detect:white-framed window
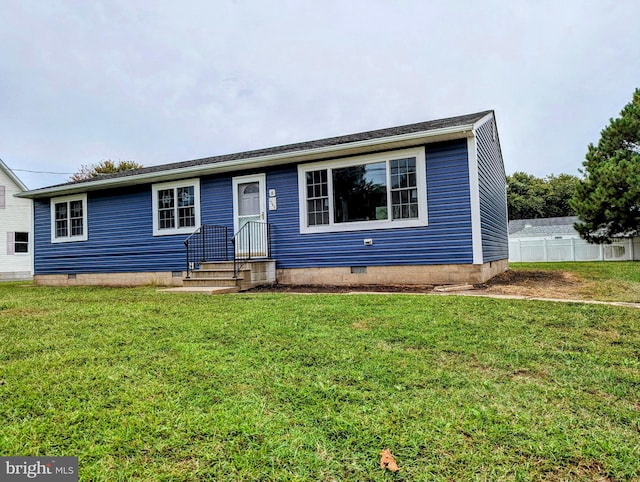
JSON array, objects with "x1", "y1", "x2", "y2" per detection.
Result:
[
  {"x1": 7, "y1": 232, "x2": 29, "y2": 254},
  {"x1": 152, "y1": 179, "x2": 201, "y2": 236},
  {"x1": 14, "y1": 232, "x2": 29, "y2": 253},
  {"x1": 51, "y1": 194, "x2": 88, "y2": 243},
  {"x1": 297, "y1": 147, "x2": 428, "y2": 233}
]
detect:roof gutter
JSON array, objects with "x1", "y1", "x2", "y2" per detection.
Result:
[{"x1": 17, "y1": 123, "x2": 476, "y2": 199}]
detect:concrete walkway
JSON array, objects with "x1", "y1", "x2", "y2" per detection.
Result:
[
  {"x1": 430, "y1": 290, "x2": 640, "y2": 309},
  {"x1": 159, "y1": 286, "x2": 239, "y2": 294},
  {"x1": 158, "y1": 285, "x2": 640, "y2": 309},
  {"x1": 314, "y1": 288, "x2": 640, "y2": 309}
]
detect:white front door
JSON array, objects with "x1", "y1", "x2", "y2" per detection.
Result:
[{"x1": 232, "y1": 174, "x2": 267, "y2": 257}]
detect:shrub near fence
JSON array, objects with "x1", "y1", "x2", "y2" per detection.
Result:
[{"x1": 509, "y1": 237, "x2": 640, "y2": 262}]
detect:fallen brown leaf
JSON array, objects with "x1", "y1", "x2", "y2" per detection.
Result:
[{"x1": 380, "y1": 449, "x2": 399, "y2": 472}]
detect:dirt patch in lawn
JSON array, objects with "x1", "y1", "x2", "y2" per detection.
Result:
[
  {"x1": 476, "y1": 269, "x2": 589, "y2": 300},
  {"x1": 249, "y1": 269, "x2": 591, "y2": 300},
  {"x1": 249, "y1": 283, "x2": 436, "y2": 294}
]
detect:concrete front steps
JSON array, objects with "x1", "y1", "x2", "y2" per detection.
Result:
[{"x1": 171, "y1": 260, "x2": 276, "y2": 293}]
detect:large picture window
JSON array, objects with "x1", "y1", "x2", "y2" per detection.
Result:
[
  {"x1": 50, "y1": 194, "x2": 88, "y2": 243},
  {"x1": 333, "y1": 162, "x2": 387, "y2": 223},
  {"x1": 298, "y1": 148, "x2": 427, "y2": 233},
  {"x1": 152, "y1": 179, "x2": 200, "y2": 236}
]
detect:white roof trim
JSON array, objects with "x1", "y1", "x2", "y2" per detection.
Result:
[
  {"x1": 0, "y1": 158, "x2": 28, "y2": 191},
  {"x1": 18, "y1": 122, "x2": 478, "y2": 199},
  {"x1": 472, "y1": 111, "x2": 506, "y2": 178}
]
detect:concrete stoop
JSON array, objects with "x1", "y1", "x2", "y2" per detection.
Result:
[{"x1": 167, "y1": 260, "x2": 276, "y2": 293}]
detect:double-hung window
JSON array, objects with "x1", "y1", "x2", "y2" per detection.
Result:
[
  {"x1": 152, "y1": 179, "x2": 200, "y2": 235},
  {"x1": 14, "y1": 232, "x2": 29, "y2": 253},
  {"x1": 298, "y1": 147, "x2": 427, "y2": 233},
  {"x1": 7, "y1": 232, "x2": 29, "y2": 254},
  {"x1": 51, "y1": 194, "x2": 88, "y2": 243}
]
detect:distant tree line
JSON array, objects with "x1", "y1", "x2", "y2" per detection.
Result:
[{"x1": 507, "y1": 172, "x2": 579, "y2": 220}]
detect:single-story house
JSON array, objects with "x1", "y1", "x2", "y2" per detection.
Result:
[
  {"x1": 0, "y1": 159, "x2": 33, "y2": 280},
  {"x1": 509, "y1": 216, "x2": 640, "y2": 262},
  {"x1": 18, "y1": 110, "x2": 508, "y2": 288}
]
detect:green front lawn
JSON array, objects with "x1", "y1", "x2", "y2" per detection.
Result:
[
  {"x1": 510, "y1": 261, "x2": 640, "y2": 302},
  {"x1": 511, "y1": 261, "x2": 640, "y2": 283},
  {"x1": 1, "y1": 283, "x2": 639, "y2": 480}
]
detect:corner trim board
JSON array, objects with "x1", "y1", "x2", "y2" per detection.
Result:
[{"x1": 467, "y1": 136, "x2": 483, "y2": 265}]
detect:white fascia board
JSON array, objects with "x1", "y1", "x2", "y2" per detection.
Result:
[
  {"x1": 472, "y1": 112, "x2": 495, "y2": 130},
  {"x1": 17, "y1": 123, "x2": 475, "y2": 199},
  {"x1": 472, "y1": 111, "x2": 506, "y2": 178},
  {"x1": 0, "y1": 159, "x2": 28, "y2": 191}
]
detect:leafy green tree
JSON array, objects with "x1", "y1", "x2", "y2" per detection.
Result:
[
  {"x1": 70, "y1": 160, "x2": 143, "y2": 182},
  {"x1": 545, "y1": 173, "x2": 580, "y2": 218},
  {"x1": 571, "y1": 89, "x2": 640, "y2": 243},
  {"x1": 507, "y1": 172, "x2": 579, "y2": 220},
  {"x1": 507, "y1": 172, "x2": 546, "y2": 220}
]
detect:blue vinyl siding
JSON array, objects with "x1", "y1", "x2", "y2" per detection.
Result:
[
  {"x1": 35, "y1": 186, "x2": 187, "y2": 274},
  {"x1": 34, "y1": 178, "x2": 242, "y2": 275},
  {"x1": 267, "y1": 140, "x2": 473, "y2": 269},
  {"x1": 476, "y1": 118, "x2": 509, "y2": 261},
  {"x1": 200, "y1": 176, "x2": 234, "y2": 230},
  {"x1": 34, "y1": 140, "x2": 475, "y2": 274}
]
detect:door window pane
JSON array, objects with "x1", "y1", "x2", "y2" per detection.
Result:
[{"x1": 238, "y1": 182, "x2": 260, "y2": 216}]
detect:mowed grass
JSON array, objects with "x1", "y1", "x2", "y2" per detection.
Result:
[
  {"x1": 510, "y1": 261, "x2": 640, "y2": 302},
  {"x1": 1, "y1": 281, "x2": 639, "y2": 481}
]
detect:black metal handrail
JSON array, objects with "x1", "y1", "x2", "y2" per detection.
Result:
[
  {"x1": 231, "y1": 221, "x2": 271, "y2": 278},
  {"x1": 184, "y1": 225, "x2": 229, "y2": 278}
]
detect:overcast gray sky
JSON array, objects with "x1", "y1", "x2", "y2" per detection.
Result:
[{"x1": 2, "y1": 0, "x2": 639, "y2": 189}]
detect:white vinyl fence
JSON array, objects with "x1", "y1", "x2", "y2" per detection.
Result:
[{"x1": 509, "y1": 237, "x2": 640, "y2": 262}]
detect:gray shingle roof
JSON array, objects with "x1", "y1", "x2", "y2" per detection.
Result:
[
  {"x1": 509, "y1": 216, "x2": 579, "y2": 236},
  {"x1": 52, "y1": 110, "x2": 493, "y2": 189}
]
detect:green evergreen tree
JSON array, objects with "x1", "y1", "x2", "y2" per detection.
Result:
[{"x1": 571, "y1": 89, "x2": 640, "y2": 243}]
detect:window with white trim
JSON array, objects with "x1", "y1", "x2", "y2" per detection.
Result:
[
  {"x1": 14, "y1": 232, "x2": 29, "y2": 253},
  {"x1": 7, "y1": 232, "x2": 29, "y2": 254},
  {"x1": 51, "y1": 194, "x2": 88, "y2": 243},
  {"x1": 298, "y1": 147, "x2": 427, "y2": 233},
  {"x1": 152, "y1": 179, "x2": 201, "y2": 236}
]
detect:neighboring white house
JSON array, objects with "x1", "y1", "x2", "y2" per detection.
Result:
[
  {"x1": 0, "y1": 159, "x2": 33, "y2": 280},
  {"x1": 509, "y1": 216, "x2": 640, "y2": 262}
]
